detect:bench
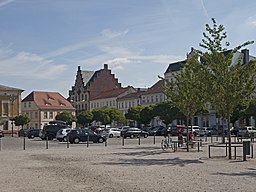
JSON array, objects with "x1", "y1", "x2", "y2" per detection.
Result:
[{"x1": 208, "y1": 142, "x2": 254, "y2": 160}]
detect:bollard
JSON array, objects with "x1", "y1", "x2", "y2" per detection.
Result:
[
  {"x1": 138, "y1": 135, "x2": 141, "y2": 145},
  {"x1": 46, "y1": 135, "x2": 49, "y2": 149},
  {"x1": 197, "y1": 141, "x2": 200, "y2": 152},
  {"x1": 105, "y1": 139, "x2": 107, "y2": 147},
  {"x1": 122, "y1": 136, "x2": 124, "y2": 146},
  {"x1": 153, "y1": 134, "x2": 156, "y2": 144},
  {"x1": 23, "y1": 135, "x2": 26, "y2": 150},
  {"x1": 87, "y1": 135, "x2": 89, "y2": 148},
  {"x1": 0, "y1": 137, "x2": 1, "y2": 151},
  {"x1": 66, "y1": 136, "x2": 69, "y2": 148}
]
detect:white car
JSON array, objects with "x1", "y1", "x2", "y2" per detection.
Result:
[
  {"x1": 56, "y1": 128, "x2": 72, "y2": 142},
  {"x1": 103, "y1": 128, "x2": 121, "y2": 138},
  {"x1": 238, "y1": 126, "x2": 256, "y2": 137}
]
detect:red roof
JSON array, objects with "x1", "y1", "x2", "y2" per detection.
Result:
[
  {"x1": 91, "y1": 87, "x2": 134, "y2": 100},
  {"x1": 143, "y1": 80, "x2": 164, "y2": 95},
  {"x1": 22, "y1": 91, "x2": 75, "y2": 110}
]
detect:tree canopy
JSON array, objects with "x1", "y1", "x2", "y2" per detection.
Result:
[
  {"x1": 14, "y1": 114, "x2": 30, "y2": 128},
  {"x1": 55, "y1": 111, "x2": 76, "y2": 126}
]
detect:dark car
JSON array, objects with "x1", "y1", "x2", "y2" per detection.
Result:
[
  {"x1": 39, "y1": 124, "x2": 68, "y2": 140},
  {"x1": 122, "y1": 127, "x2": 149, "y2": 138},
  {"x1": 27, "y1": 128, "x2": 41, "y2": 139},
  {"x1": 18, "y1": 128, "x2": 30, "y2": 137},
  {"x1": 149, "y1": 126, "x2": 166, "y2": 136},
  {"x1": 67, "y1": 129, "x2": 107, "y2": 144}
]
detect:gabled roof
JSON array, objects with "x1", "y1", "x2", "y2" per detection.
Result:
[
  {"x1": 117, "y1": 89, "x2": 147, "y2": 100},
  {"x1": 22, "y1": 91, "x2": 75, "y2": 110},
  {"x1": 142, "y1": 80, "x2": 164, "y2": 95},
  {"x1": 81, "y1": 71, "x2": 95, "y2": 86},
  {"x1": 0, "y1": 84, "x2": 24, "y2": 92},
  {"x1": 91, "y1": 87, "x2": 135, "y2": 100},
  {"x1": 164, "y1": 60, "x2": 186, "y2": 74}
]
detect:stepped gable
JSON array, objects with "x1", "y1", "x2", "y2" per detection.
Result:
[
  {"x1": 22, "y1": 91, "x2": 75, "y2": 110},
  {"x1": 143, "y1": 80, "x2": 164, "y2": 94},
  {"x1": 70, "y1": 64, "x2": 122, "y2": 98}
]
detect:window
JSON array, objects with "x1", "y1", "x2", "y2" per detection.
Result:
[
  {"x1": 24, "y1": 102, "x2": 27, "y2": 108},
  {"x1": 44, "y1": 112, "x2": 48, "y2": 119},
  {"x1": 28, "y1": 102, "x2": 31, "y2": 108},
  {"x1": 49, "y1": 112, "x2": 53, "y2": 119}
]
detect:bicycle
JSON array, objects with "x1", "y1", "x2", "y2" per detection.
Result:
[{"x1": 161, "y1": 136, "x2": 174, "y2": 151}]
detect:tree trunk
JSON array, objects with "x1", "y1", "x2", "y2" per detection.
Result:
[
  {"x1": 227, "y1": 115, "x2": 232, "y2": 159},
  {"x1": 186, "y1": 116, "x2": 189, "y2": 152}
]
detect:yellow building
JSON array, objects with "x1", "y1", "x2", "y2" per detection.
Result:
[{"x1": 0, "y1": 84, "x2": 24, "y2": 133}]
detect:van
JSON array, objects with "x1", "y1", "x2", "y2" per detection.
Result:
[{"x1": 40, "y1": 124, "x2": 68, "y2": 140}]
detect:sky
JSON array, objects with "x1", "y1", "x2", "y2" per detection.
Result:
[{"x1": 0, "y1": 0, "x2": 256, "y2": 98}]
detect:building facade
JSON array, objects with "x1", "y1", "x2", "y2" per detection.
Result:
[
  {"x1": 22, "y1": 91, "x2": 75, "y2": 128},
  {"x1": 69, "y1": 64, "x2": 122, "y2": 113},
  {"x1": 0, "y1": 84, "x2": 23, "y2": 131}
]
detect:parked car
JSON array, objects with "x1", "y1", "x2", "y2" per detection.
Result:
[
  {"x1": 121, "y1": 127, "x2": 149, "y2": 138},
  {"x1": 27, "y1": 128, "x2": 41, "y2": 139},
  {"x1": 67, "y1": 128, "x2": 107, "y2": 144},
  {"x1": 149, "y1": 126, "x2": 166, "y2": 136},
  {"x1": 205, "y1": 127, "x2": 218, "y2": 136},
  {"x1": 120, "y1": 126, "x2": 131, "y2": 137},
  {"x1": 237, "y1": 126, "x2": 256, "y2": 137},
  {"x1": 182, "y1": 126, "x2": 200, "y2": 136},
  {"x1": 0, "y1": 129, "x2": 4, "y2": 137},
  {"x1": 56, "y1": 128, "x2": 72, "y2": 142},
  {"x1": 39, "y1": 124, "x2": 68, "y2": 140},
  {"x1": 18, "y1": 128, "x2": 30, "y2": 137},
  {"x1": 198, "y1": 127, "x2": 207, "y2": 136},
  {"x1": 103, "y1": 128, "x2": 121, "y2": 138}
]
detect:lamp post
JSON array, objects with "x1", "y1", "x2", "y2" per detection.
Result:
[{"x1": 9, "y1": 94, "x2": 16, "y2": 137}]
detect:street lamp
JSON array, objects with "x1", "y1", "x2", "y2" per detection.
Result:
[{"x1": 9, "y1": 94, "x2": 16, "y2": 137}]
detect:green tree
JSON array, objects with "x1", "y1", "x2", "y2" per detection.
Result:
[
  {"x1": 92, "y1": 107, "x2": 125, "y2": 126},
  {"x1": 153, "y1": 101, "x2": 185, "y2": 126},
  {"x1": 164, "y1": 53, "x2": 208, "y2": 151},
  {"x1": 199, "y1": 18, "x2": 256, "y2": 159},
  {"x1": 76, "y1": 111, "x2": 93, "y2": 127},
  {"x1": 125, "y1": 106, "x2": 143, "y2": 125},
  {"x1": 140, "y1": 106, "x2": 154, "y2": 126},
  {"x1": 55, "y1": 111, "x2": 76, "y2": 126},
  {"x1": 14, "y1": 114, "x2": 30, "y2": 129}
]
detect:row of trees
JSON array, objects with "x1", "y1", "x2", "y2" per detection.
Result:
[{"x1": 164, "y1": 18, "x2": 256, "y2": 157}]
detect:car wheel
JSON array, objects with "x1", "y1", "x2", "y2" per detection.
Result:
[
  {"x1": 130, "y1": 134, "x2": 134, "y2": 139},
  {"x1": 30, "y1": 135, "x2": 35, "y2": 139},
  {"x1": 98, "y1": 137, "x2": 104, "y2": 143},
  {"x1": 109, "y1": 134, "x2": 113, "y2": 138},
  {"x1": 144, "y1": 134, "x2": 148, "y2": 138},
  {"x1": 57, "y1": 138, "x2": 63, "y2": 142},
  {"x1": 74, "y1": 138, "x2": 80, "y2": 144}
]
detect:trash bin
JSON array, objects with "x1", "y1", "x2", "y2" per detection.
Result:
[
  {"x1": 250, "y1": 133, "x2": 255, "y2": 141},
  {"x1": 243, "y1": 141, "x2": 251, "y2": 155}
]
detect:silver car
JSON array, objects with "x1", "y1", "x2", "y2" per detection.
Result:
[{"x1": 56, "y1": 128, "x2": 71, "y2": 142}]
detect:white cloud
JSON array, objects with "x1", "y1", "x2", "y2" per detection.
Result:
[
  {"x1": 0, "y1": 47, "x2": 68, "y2": 79},
  {"x1": 247, "y1": 15, "x2": 256, "y2": 27},
  {"x1": 0, "y1": 0, "x2": 14, "y2": 7},
  {"x1": 101, "y1": 29, "x2": 129, "y2": 38}
]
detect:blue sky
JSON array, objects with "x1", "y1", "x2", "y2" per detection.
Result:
[{"x1": 0, "y1": 0, "x2": 256, "y2": 98}]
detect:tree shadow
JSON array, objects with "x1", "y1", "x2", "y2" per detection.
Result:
[
  {"x1": 213, "y1": 168, "x2": 256, "y2": 177},
  {"x1": 94, "y1": 157, "x2": 203, "y2": 167}
]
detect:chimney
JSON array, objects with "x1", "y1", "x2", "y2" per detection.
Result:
[
  {"x1": 241, "y1": 49, "x2": 249, "y2": 64},
  {"x1": 104, "y1": 64, "x2": 108, "y2": 69},
  {"x1": 78, "y1": 66, "x2": 81, "y2": 71}
]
